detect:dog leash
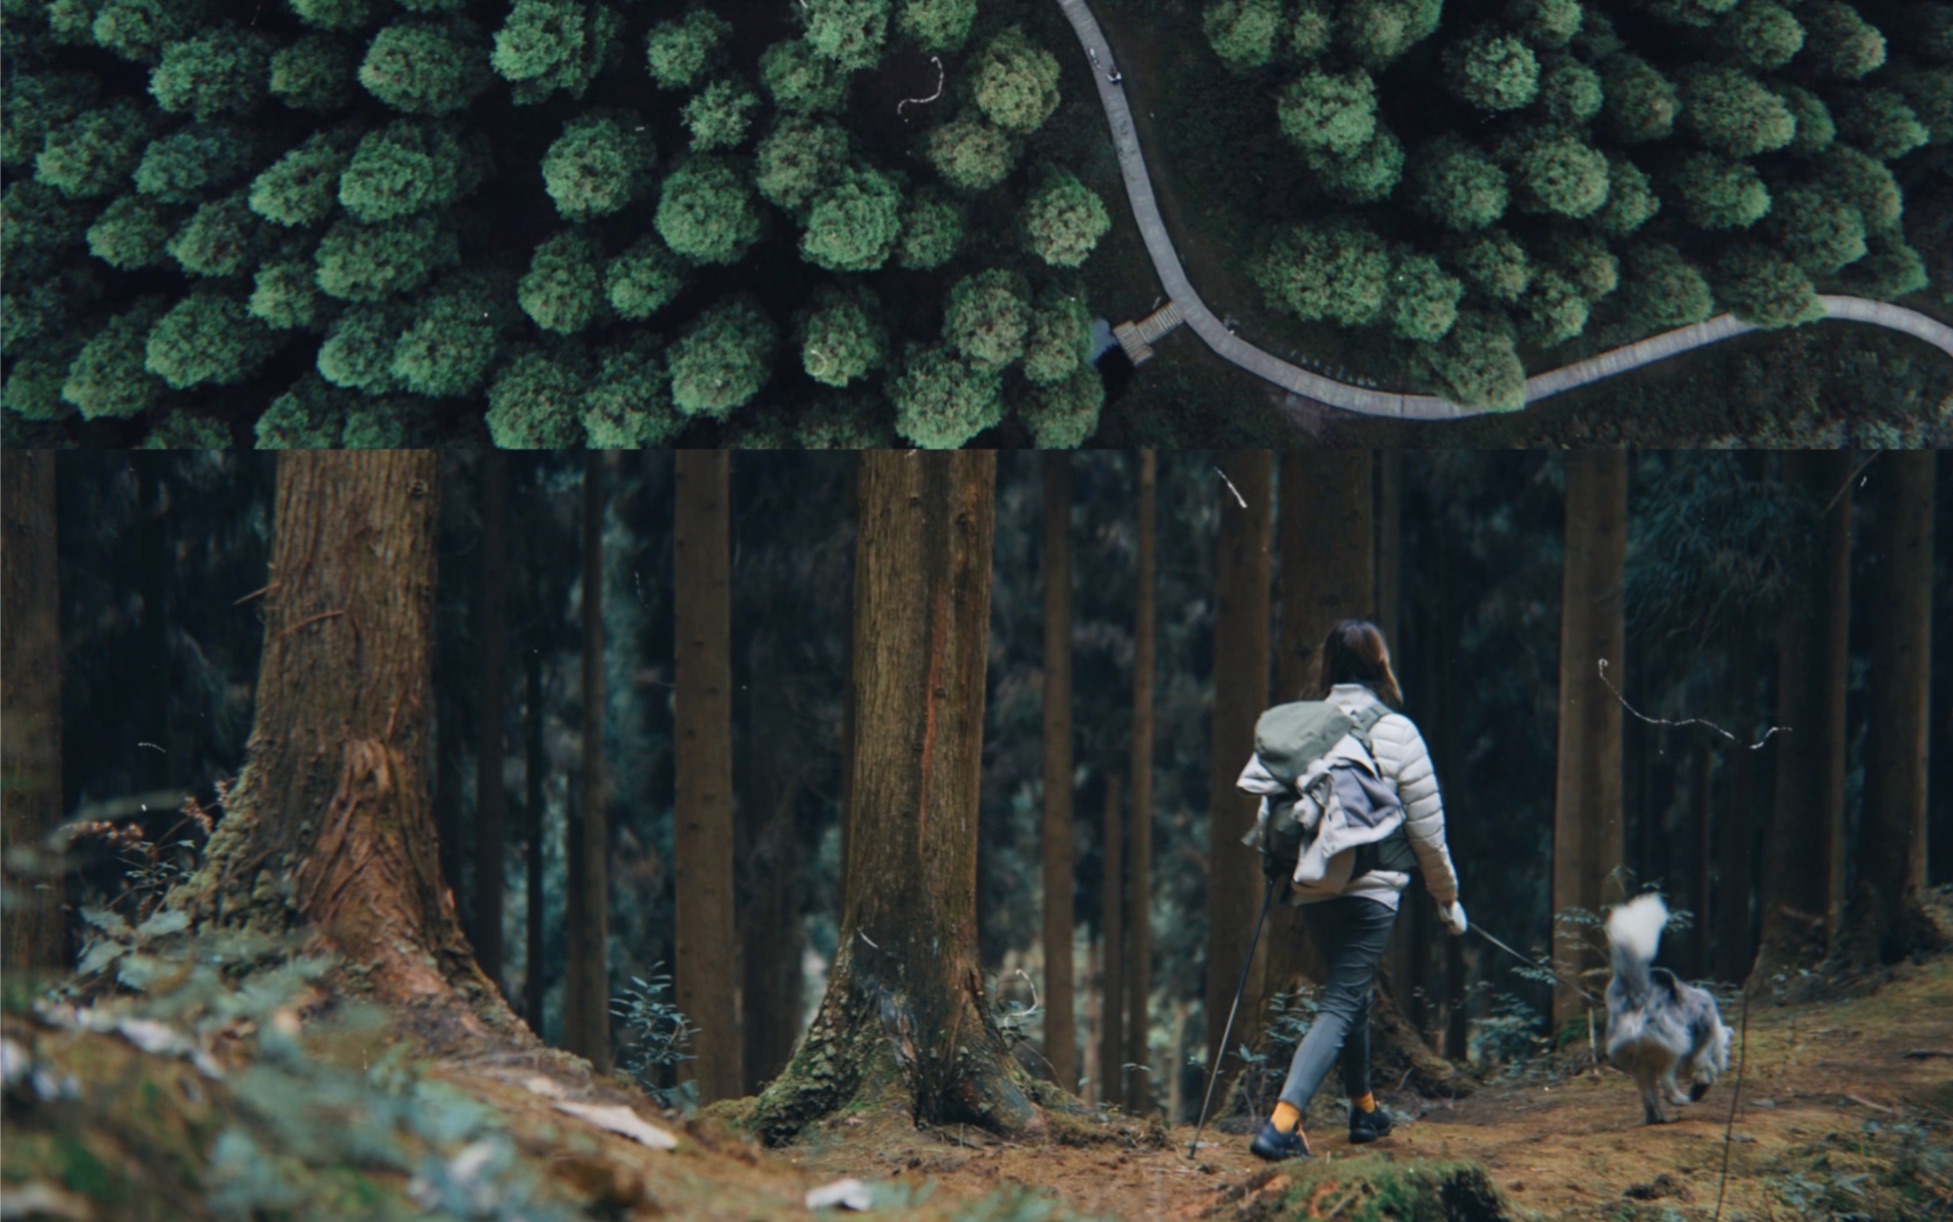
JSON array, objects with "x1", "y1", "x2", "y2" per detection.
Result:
[{"x1": 1472, "y1": 923, "x2": 1605, "y2": 1007}]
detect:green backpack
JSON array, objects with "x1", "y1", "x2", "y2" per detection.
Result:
[{"x1": 1252, "y1": 700, "x2": 1415, "y2": 882}]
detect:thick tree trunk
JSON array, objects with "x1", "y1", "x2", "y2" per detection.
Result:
[
  {"x1": 474, "y1": 453, "x2": 510, "y2": 994},
  {"x1": 170, "y1": 453, "x2": 515, "y2": 1040},
  {"x1": 2, "y1": 450, "x2": 65, "y2": 975},
  {"x1": 675, "y1": 451, "x2": 741, "y2": 1104},
  {"x1": 1042, "y1": 454, "x2": 1077, "y2": 1091},
  {"x1": 563, "y1": 455, "x2": 611, "y2": 1069},
  {"x1": 751, "y1": 452, "x2": 1034, "y2": 1145},
  {"x1": 1551, "y1": 452, "x2": 1627, "y2": 1031},
  {"x1": 1819, "y1": 454, "x2": 1854, "y2": 941},
  {"x1": 1266, "y1": 453, "x2": 1374, "y2": 1014},
  {"x1": 1098, "y1": 775, "x2": 1124, "y2": 1108},
  {"x1": 1206, "y1": 451, "x2": 1273, "y2": 1078},
  {"x1": 1124, "y1": 450, "x2": 1157, "y2": 1116},
  {"x1": 1751, "y1": 453, "x2": 1838, "y2": 983},
  {"x1": 1845, "y1": 452, "x2": 1936, "y2": 965},
  {"x1": 739, "y1": 723, "x2": 803, "y2": 1093},
  {"x1": 524, "y1": 647, "x2": 547, "y2": 1031}
]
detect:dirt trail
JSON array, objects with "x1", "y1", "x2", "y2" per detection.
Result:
[{"x1": 786, "y1": 955, "x2": 1953, "y2": 1219}]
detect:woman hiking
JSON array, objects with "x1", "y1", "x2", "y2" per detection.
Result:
[{"x1": 1236, "y1": 619, "x2": 1468, "y2": 1161}]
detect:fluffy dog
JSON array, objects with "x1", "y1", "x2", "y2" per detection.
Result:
[{"x1": 1604, "y1": 895, "x2": 1733, "y2": 1125}]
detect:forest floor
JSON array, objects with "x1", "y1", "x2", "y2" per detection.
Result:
[{"x1": 5, "y1": 947, "x2": 1950, "y2": 1220}]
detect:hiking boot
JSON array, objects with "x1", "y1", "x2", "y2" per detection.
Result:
[
  {"x1": 1249, "y1": 1120, "x2": 1312, "y2": 1161},
  {"x1": 1348, "y1": 1105, "x2": 1394, "y2": 1144}
]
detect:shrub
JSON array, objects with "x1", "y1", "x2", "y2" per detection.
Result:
[
  {"x1": 889, "y1": 342, "x2": 1003, "y2": 447},
  {"x1": 1444, "y1": 30, "x2": 1538, "y2": 112},
  {"x1": 150, "y1": 27, "x2": 274, "y2": 119},
  {"x1": 973, "y1": 27, "x2": 1061, "y2": 134},
  {"x1": 801, "y1": 165, "x2": 904, "y2": 273},
  {"x1": 520, "y1": 228, "x2": 609, "y2": 334},
  {"x1": 943, "y1": 268, "x2": 1031, "y2": 369},
  {"x1": 646, "y1": 9, "x2": 730, "y2": 89},
  {"x1": 1021, "y1": 364, "x2": 1103, "y2": 447},
  {"x1": 925, "y1": 117, "x2": 1015, "y2": 191},
  {"x1": 605, "y1": 235, "x2": 687, "y2": 319},
  {"x1": 668, "y1": 297, "x2": 776, "y2": 417},
  {"x1": 542, "y1": 112, "x2": 655, "y2": 220},
  {"x1": 684, "y1": 78, "x2": 761, "y2": 152},
  {"x1": 358, "y1": 19, "x2": 493, "y2": 115},
  {"x1": 656, "y1": 155, "x2": 763, "y2": 264},
  {"x1": 1407, "y1": 137, "x2": 1507, "y2": 230},
  {"x1": 1020, "y1": 170, "x2": 1110, "y2": 267},
  {"x1": 1278, "y1": 68, "x2": 1376, "y2": 155},
  {"x1": 144, "y1": 290, "x2": 283, "y2": 387},
  {"x1": 800, "y1": 286, "x2": 885, "y2": 387}
]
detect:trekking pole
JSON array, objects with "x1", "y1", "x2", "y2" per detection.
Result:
[{"x1": 1188, "y1": 879, "x2": 1279, "y2": 1160}]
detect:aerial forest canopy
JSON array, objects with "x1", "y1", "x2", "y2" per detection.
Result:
[
  {"x1": 1202, "y1": 0, "x2": 1952, "y2": 408},
  {"x1": 1, "y1": 0, "x2": 1112, "y2": 447}
]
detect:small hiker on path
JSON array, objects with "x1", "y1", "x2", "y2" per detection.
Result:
[{"x1": 1236, "y1": 620, "x2": 1469, "y2": 1160}]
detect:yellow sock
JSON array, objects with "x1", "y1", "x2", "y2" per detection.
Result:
[
  {"x1": 1272, "y1": 1101, "x2": 1303, "y2": 1134},
  {"x1": 1352, "y1": 1092, "x2": 1377, "y2": 1114}
]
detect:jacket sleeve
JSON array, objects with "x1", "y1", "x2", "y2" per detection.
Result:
[{"x1": 1370, "y1": 712, "x2": 1461, "y2": 905}]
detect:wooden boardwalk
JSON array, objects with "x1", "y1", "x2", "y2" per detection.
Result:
[{"x1": 1058, "y1": 0, "x2": 1953, "y2": 421}]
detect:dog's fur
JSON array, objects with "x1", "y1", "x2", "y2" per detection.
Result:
[{"x1": 1604, "y1": 895, "x2": 1733, "y2": 1125}]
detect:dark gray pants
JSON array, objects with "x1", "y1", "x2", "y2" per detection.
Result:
[{"x1": 1276, "y1": 895, "x2": 1398, "y2": 1111}]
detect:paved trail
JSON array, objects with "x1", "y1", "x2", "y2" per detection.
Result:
[{"x1": 1056, "y1": 0, "x2": 1953, "y2": 421}]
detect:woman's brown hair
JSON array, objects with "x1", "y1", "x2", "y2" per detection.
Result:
[{"x1": 1312, "y1": 619, "x2": 1403, "y2": 707}]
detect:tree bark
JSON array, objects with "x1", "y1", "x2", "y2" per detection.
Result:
[
  {"x1": 1751, "y1": 452, "x2": 1838, "y2": 983},
  {"x1": 1098, "y1": 774, "x2": 1124, "y2": 1109},
  {"x1": 751, "y1": 452, "x2": 1033, "y2": 1145},
  {"x1": 524, "y1": 646, "x2": 547, "y2": 1031},
  {"x1": 1042, "y1": 454, "x2": 1077, "y2": 1091},
  {"x1": 1124, "y1": 450, "x2": 1157, "y2": 1116},
  {"x1": 2, "y1": 450, "x2": 65, "y2": 975},
  {"x1": 136, "y1": 459, "x2": 170, "y2": 794},
  {"x1": 675, "y1": 451, "x2": 741, "y2": 1104},
  {"x1": 1207, "y1": 451, "x2": 1273, "y2": 1079},
  {"x1": 474, "y1": 453, "x2": 510, "y2": 995},
  {"x1": 1845, "y1": 451, "x2": 1936, "y2": 965},
  {"x1": 1267, "y1": 453, "x2": 1376, "y2": 1013},
  {"x1": 1712, "y1": 634, "x2": 1759, "y2": 981},
  {"x1": 1551, "y1": 452, "x2": 1627, "y2": 1031},
  {"x1": 170, "y1": 453, "x2": 516, "y2": 1040},
  {"x1": 563, "y1": 455, "x2": 611, "y2": 1069},
  {"x1": 1818, "y1": 454, "x2": 1853, "y2": 941}
]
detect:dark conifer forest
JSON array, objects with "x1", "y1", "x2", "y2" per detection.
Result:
[{"x1": 2, "y1": 448, "x2": 1952, "y2": 1219}]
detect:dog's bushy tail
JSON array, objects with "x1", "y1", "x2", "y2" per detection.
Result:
[{"x1": 1607, "y1": 894, "x2": 1668, "y2": 1006}]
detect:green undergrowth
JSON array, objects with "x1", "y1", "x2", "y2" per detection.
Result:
[{"x1": 1243, "y1": 1153, "x2": 1535, "y2": 1222}]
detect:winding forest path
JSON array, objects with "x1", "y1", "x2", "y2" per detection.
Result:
[{"x1": 1056, "y1": 0, "x2": 1953, "y2": 422}]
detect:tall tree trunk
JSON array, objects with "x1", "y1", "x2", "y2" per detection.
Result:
[
  {"x1": 739, "y1": 720, "x2": 803, "y2": 1093},
  {"x1": 1845, "y1": 452, "x2": 1936, "y2": 965},
  {"x1": 1266, "y1": 453, "x2": 1375, "y2": 1012},
  {"x1": 675, "y1": 451, "x2": 741, "y2": 1104},
  {"x1": 1206, "y1": 451, "x2": 1273, "y2": 1079},
  {"x1": 1098, "y1": 775, "x2": 1124, "y2": 1109},
  {"x1": 524, "y1": 647, "x2": 547, "y2": 1032},
  {"x1": 1042, "y1": 454, "x2": 1077, "y2": 1091},
  {"x1": 170, "y1": 454, "x2": 515, "y2": 1039},
  {"x1": 1751, "y1": 452, "x2": 1837, "y2": 983},
  {"x1": 1818, "y1": 453, "x2": 1854, "y2": 941},
  {"x1": 474, "y1": 454, "x2": 510, "y2": 994},
  {"x1": 1551, "y1": 452, "x2": 1627, "y2": 1031},
  {"x1": 751, "y1": 452, "x2": 1035, "y2": 1145},
  {"x1": 563, "y1": 455, "x2": 611, "y2": 1069},
  {"x1": 2, "y1": 450, "x2": 65, "y2": 975},
  {"x1": 136, "y1": 459, "x2": 170, "y2": 794},
  {"x1": 1689, "y1": 744, "x2": 1715, "y2": 979},
  {"x1": 1124, "y1": 450, "x2": 1157, "y2": 1116},
  {"x1": 1712, "y1": 635, "x2": 1759, "y2": 981}
]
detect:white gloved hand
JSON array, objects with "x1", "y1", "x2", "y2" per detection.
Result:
[{"x1": 1438, "y1": 900, "x2": 1469, "y2": 937}]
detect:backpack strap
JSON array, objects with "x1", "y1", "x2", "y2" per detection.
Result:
[{"x1": 1346, "y1": 703, "x2": 1388, "y2": 758}]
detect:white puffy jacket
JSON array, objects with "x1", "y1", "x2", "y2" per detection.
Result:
[{"x1": 1248, "y1": 683, "x2": 1461, "y2": 912}]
